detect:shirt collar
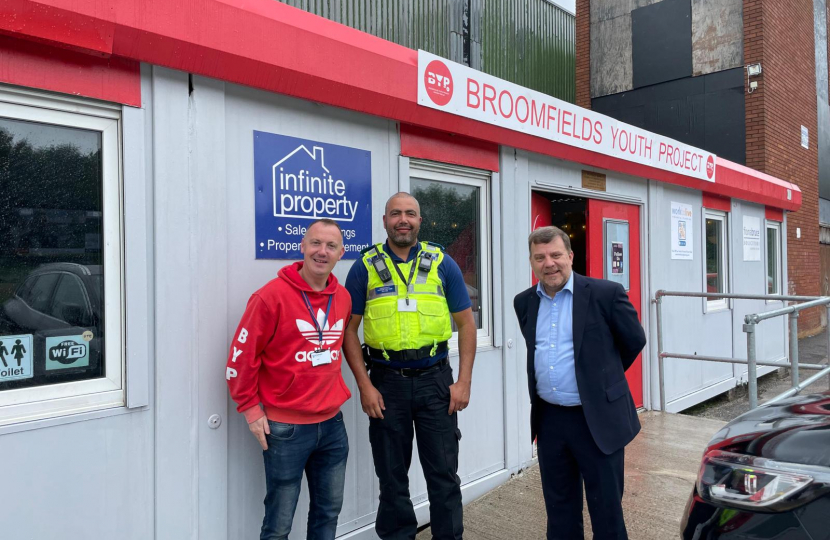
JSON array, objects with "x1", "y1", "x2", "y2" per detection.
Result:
[
  {"x1": 384, "y1": 240, "x2": 420, "y2": 263},
  {"x1": 535, "y1": 271, "x2": 574, "y2": 300}
]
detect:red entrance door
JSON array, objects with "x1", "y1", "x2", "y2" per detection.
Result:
[{"x1": 586, "y1": 200, "x2": 643, "y2": 408}]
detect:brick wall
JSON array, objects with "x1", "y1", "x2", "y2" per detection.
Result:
[
  {"x1": 575, "y1": 0, "x2": 591, "y2": 108},
  {"x1": 743, "y1": 0, "x2": 765, "y2": 172},
  {"x1": 753, "y1": 0, "x2": 822, "y2": 332}
]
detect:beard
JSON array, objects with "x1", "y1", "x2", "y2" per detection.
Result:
[{"x1": 387, "y1": 226, "x2": 418, "y2": 247}]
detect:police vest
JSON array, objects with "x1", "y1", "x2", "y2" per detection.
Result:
[{"x1": 361, "y1": 242, "x2": 453, "y2": 356}]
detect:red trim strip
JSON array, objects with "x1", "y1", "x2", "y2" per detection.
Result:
[
  {"x1": 0, "y1": 0, "x2": 801, "y2": 210},
  {"x1": 765, "y1": 207, "x2": 784, "y2": 222},
  {"x1": 702, "y1": 193, "x2": 731, "y2": 213},
  {"x1": 0, "y1": 34, "x2": 140, "y2": 107},
  {"x1": 400, "y1": 124, "x2": 499, "y2": 172}
]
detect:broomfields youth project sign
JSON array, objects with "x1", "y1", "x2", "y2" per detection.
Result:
[
  {"x1": 254, "y1": 132, "x2": 372, "y2": 259},
  {"x1": 417, "y1": 50, "x2": 716, "y2": 183}
]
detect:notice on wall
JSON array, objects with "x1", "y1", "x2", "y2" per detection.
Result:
[
  {"x1": 417, "y1": 50, "x2": 717, "y2": 183},
  {"x1": 581, "y1": 170, "x2": 607, "y2": 191},
  {"x1": 254, "y1": 131, "x2": 372, "y2": 260},
  {"x1": 742, "y1": 215, "x2": 761, "y2": 261},
  {"x1": 670, "y1": 202, "x2": 693, "y2": 260},
  {"x1": 0, "y1": 334, "x2": 33, "y2": 382},
  {"x1": 801, "y1": 126, "x2": 809, "y2": 149}
]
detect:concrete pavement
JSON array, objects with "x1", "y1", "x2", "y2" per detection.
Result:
[{"x1": 416, "y1": 411, "x2": 725, "y2": 540}]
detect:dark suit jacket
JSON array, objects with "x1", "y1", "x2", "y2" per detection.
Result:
[{"x1": 513, "y1": 272, "x2": 646, "y2": 455}]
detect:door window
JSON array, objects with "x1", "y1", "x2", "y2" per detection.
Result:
[
  {"x1": 766, "y1": 222, "x2": 782, "y2": 295},
  {"x1": 704, "y1": 211, "x2": 729, "y2": 310},
  {"x1": 409, "y1": 160, "x2": 491, "y2": 345}
]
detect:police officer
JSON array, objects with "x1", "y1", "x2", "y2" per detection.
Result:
[{"x1": 344, "y1": 192, "x2": 476, "y2": 540}]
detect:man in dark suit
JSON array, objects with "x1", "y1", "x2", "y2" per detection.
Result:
[{"x1": 513, "y1": 226, "x2": 646, "y2": 540}]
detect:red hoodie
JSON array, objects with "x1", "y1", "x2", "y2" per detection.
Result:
[{"x1": 225, "y1": 262, "x2": 352, "y2": 424}]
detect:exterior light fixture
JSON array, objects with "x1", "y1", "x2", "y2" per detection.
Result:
[{"x1": 747, "y1": 63, "x2": 762, "y2": 77}]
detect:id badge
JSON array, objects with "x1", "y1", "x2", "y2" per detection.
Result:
[
  {"x1": 398, "y1": 298, "x2": 417, "y2": 312},
  {"x1": 310, "y1": 350, "x2": 332, "y2": 367}
]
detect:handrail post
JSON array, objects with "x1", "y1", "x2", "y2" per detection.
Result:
[
  {"x1": 789, "y1": 311, "x2": 800, "y2": 388},
  {"x1": 826, "y1": 306, "x2": 830, "y2": 391},
  {"x1": 656, "y1": 294, "x2": 666, "y2": 412},
  {"x1": 744, "y1": 321, "x2": 758, "y2": 409}
]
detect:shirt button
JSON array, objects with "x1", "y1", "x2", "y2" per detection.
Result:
[
  {"x1": 550, "y1": 344, "x2": 555, "y2": 348},
  {"x1": 552, "y1": 323, "x2": 556, "y2": 327},
  {"x1": 553, "y1": 387, "x2": 557, "y2": 391},
  {"x1": 549, "y1": 366, "x2": 554, "y2": 370}
]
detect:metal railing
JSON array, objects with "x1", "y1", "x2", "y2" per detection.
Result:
[{"x1": 655, "y1": 291, "x2": 830, "y2": 412}]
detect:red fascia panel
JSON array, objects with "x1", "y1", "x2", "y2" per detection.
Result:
[
  {"x1": 400, "y1": 124, "x2": 499, "y2": 172},
  {"x1": 0, "y1": 34, "x2": 140, "y2": 107},
  {"x1": 0, "y1": 1, "x2": 114, "y2": 56},
  {"x1": 766, "y1": 207, "x2": 784, "y2": 222},
  {"x1": 702, "y1": 193, "x2": 731, "y2": 213},
  {"x1": 0, "y1": 0, "x2": 801, "y2": 211}
]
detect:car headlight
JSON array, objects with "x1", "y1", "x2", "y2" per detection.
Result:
[{"x1": 696, "y1": 450, "x2": 830, "y2": 512}]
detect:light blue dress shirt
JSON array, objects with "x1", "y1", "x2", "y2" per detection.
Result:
[{"x1": 534, "y1": 272, "x2": 581, "y2": 406}]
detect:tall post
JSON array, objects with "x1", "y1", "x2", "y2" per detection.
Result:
[
  {"x1": 826, "y1": 306, "x2": 830, "y2": 391},
  {"x1": 744, "y1": 321, "x2": 758, "y2": 409},
  {"x1": 789, "y1": 311, "x2": 800, "y2": 388},
  {"x1": 656, "y1": 295, "x2": 666, "y2": 412}
]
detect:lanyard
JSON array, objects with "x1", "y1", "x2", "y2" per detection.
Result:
[
  {"x1": 301, "y1": 292, "x2": 333, "y2": 351},
  {"x1": 392, "y1": 252, "x2": 419, "y2": 303}
]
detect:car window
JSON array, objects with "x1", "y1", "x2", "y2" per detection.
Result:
[
  {"x1": 16, "y1": 276, "x2": 37, "y2": 302},
  {"x1": 27, "y1": 273, "x2": 60, "y2": 312},
  {"x1": 50, "y1": 274, "x2": 91, "y2": 324}
]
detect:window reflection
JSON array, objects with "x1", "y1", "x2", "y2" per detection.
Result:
[
  {"x1": 0, "y1": 118, "x2": 104, "y2": 391},
  {"x1": 411, "y1": 178, "x2": 483, "y2": 330},
  {"x1": 767, "y1": 226, "x2": 779, "y2": 295},
  {"x1": 706, "y1": 218, "x2": 723, "y2": 293}
]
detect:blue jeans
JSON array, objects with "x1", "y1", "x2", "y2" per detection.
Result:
[{"x1": 261, "y1": 410, "x2": 349, "y2": 540}]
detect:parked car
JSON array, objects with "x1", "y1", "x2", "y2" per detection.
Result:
[
  {"x1": 0, "y1": 263, "x2": 102, "y2": 334},
  {"x1": 681, "y1": 391, "x2": 830, "y2": 539}
]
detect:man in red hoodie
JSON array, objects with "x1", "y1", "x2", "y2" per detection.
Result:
[{"x1": 226, "y1": 218, "x2": 353, "y2": 540}]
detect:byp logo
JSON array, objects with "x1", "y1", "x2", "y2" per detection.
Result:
[
  {"x1": 424, "y1": 60, "x2": 453, "y2": 106},
  {"x1": 294, "y1": 309, "x2": 344, "y2": 362},
  {"x1": 706, "y1": 155, "x2": 715, "y2": 180}
]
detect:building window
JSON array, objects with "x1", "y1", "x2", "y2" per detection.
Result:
[
  {"x1": 766, "y1": 222, "x2": 782, "y2": 295},
  {"x1": 704, "y1": 211, "x2": 729, "y2": 310},
  {"x1": 409, "y1": 161, "x2": 491, "y2": 345},
  {"x1": 0, "y1": 88, "x2": 123, "y2": 425}
]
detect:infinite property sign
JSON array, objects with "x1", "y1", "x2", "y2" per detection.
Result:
[
  {"x1": 254, "y1": 131, "x2": 372, "y2": 259},
  {"x1": 417, "y1": 50, "x2": 716, "y2": 183}
]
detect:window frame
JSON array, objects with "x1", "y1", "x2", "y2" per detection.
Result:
[
  {"x1": 703, "y1": 210, "x2": 730, "y2": 312},
  {"x1": 766, "y1": 220, "x2": 783, "y2": 300},
  {"x1": 0, "y1": 88, "x2": 125, "y2": 426},
  {"x1": 407, "y1": 160, "x2": 493, "y2": 348}
]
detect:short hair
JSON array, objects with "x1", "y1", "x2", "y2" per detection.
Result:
[
  {"x1": 384, "y1": 192, "x2": 420, "y2": 215},
  {"x1": 305, "y1": 218, "x2": 342, "y2": 238},
  {"x1": 527, "y1": 226, "x2": 572, "y2": 254}
]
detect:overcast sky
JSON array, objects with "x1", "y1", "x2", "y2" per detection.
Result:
[{"x1": 548, "y1": 0, "x2": 575, "y2": 14}]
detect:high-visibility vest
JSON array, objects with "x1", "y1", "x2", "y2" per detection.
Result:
[{"x1": 361, "y1": 242, "x2": 453, "y2": 356}]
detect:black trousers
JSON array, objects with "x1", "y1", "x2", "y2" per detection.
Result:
[
  {"x1": 537, "y1": 401, "x2": 627, "y2": 540},
  {"x1": 368, "y1": 363, "x2": 463, "y2": 540}
]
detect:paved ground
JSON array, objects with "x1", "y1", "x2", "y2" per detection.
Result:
[
  {"x1": 682, "y1": 331, "x2": 830, "y2": 421},
  {"x1": 414, "y1": 331, "x2": 830, "y2": 539},
  {"x1": 416, "y1": 412, "x2": 725, "y2": 540}
]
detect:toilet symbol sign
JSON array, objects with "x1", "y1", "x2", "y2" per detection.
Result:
[{"x1": 0, "y1": 334, "x2": 33, "y2": 382}]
